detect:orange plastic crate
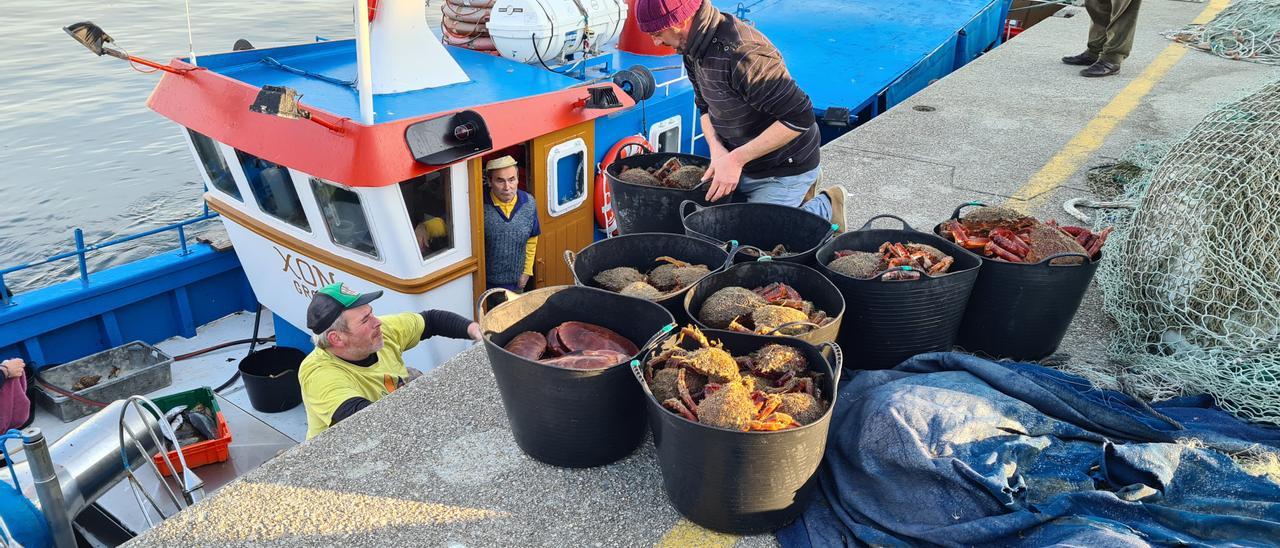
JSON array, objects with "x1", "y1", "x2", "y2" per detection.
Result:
[{"x1": 149, "y1": 387, "x2": 233, "y2": 477}]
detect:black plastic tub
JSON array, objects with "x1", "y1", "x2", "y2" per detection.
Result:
[
  {"x1": 816, "y1": 215, "x2": 982, "y2": 370},
  {"x1": 936, "y1": 203, "x2": 1101, "y2": 361},
  {"x1": 635, "y1": 330, "x2": 842, "y2": 534},
  {"x1": 681, "y1": 201, "x2": 837, "y2": 266},
  {"x1": 477, "y1": 285, "x2": 675, "y2": 468},
  {"x1": 238, "y1": 347, "x2": 305, "y2": 413},
  {"x1": 683, "y1": 261, "x2": 844, "y2": 346},
  {"x1": 606, "y1": 152, "x2": 721, "y2": 235},
  {"x1": 564, "y1": 233, "x2": 733, "y2": 326}
]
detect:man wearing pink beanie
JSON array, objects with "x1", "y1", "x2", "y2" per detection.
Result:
[{"x1": 635, "y1": 0, "x2": 846, "y2": 229}]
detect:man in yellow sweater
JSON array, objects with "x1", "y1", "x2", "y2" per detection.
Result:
[{"x1": 483, "y1": 155, "x2": 540, "y2": 291}]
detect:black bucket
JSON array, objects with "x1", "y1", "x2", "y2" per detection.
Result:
[
  {"x1": 816, "y1": 215, "x2": 982, "y2": 370},
  {"x1": 477, "y1": 285, "x2": 675, "y2": 468},
  {"x1": 683, "y1": 261, "x2": 844, "y2": 346},
  {"x1": 564, "y1": 233, "x2": 734, "y2": 326},
  {"x1": 936, "y1": 203, "x2": 1101, "y2": 361},
  {"x1": 238, "y1": 347, "x2": 305, "y2": 413},
  {"x1": 606, "y1": 152, "x2": 725, "y2": 235},
  {"x1": 634, "y1": 331, "x2": 842, "y2": 534},
  {"x1": 681, "y1": 201, "x2": 837, "y2": 266}
]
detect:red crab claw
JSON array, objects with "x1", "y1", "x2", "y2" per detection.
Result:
[
  {"x1": 677, "y1": 369, "x2": 699, "y2": 415},
  {"x1": 1086, "y1": 226, "x2": 1113, "y2": 257},
  {"x1": 984, "y1": 241, "x2": 1023, "y2": 262},
  {"x1": 989, "y1": 228, "x2": 1030, "y2": 256},
  {"x1": 663, "y1": 398, "x2": 697, "y2": 421}
]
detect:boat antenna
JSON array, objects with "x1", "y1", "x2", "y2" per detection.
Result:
[{"x1": 183, "y1": 0, "x2": 198, "y2": 66}]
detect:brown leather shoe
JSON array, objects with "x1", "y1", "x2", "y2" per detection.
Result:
[
  {"x1": 1081, "y1": 61, "x2": 1120, "y2": 77},
  {"x1": 819, "y1": 185, "x2": 848, "y2": 233},
  {"x1": 1061, "y1": 52, "x2": 1099, "y2": 66}
]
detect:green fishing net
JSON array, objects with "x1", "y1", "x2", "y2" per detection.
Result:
[
  {"x1": 1071, "y1": 80, "x2": 1280, "y2": 424},
  {"x1": 1165, "y1": 0, "x2": 1280, "y2": 65}
]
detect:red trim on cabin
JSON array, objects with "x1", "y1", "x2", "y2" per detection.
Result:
[{"x1": 146, "y1": 58, "x2": 634, "y2": 187}]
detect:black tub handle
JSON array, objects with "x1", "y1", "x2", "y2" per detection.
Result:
[
  {"x1": 761, "y1": 321, "x2": 821, "y2": 336},
  {"x1": 718, "y1": 240, "x2": 742, "y2": 271},
  {"x1": 950, "y1": 201, "x2": 987, "y2": 220},
  {"x1": 871, "y1": 265, "x2": 935, "y2": 281},
  {"x1": 732, "y1": 244, "x2": 765, "y2": 261},
  {"x1": 563, "y1": 250, "x2": 583, "y2": 286},
  {"x1": 629, "y1": 359, "x2": 651, "y2": 392},
  {"x1": 679, "y1": 199, "x2": 703, "y2": 220},
  {"x1": 1034, "y1": 252, "x2": 1093, "y2": 266},
  {"x1": 817, "y1": 223, "x2": 839, "y2": 247},
  {"x1": 818, "y1": 341, "x2": 843, "y2": 386},
  {"x1": 637, "y1": 323, "x2": 678, "y2": 357},
  {"x1": 858, "y1": 214, "x2": 916, "y2": 232},
  {"x1": 475, "y1": 287, "x2": 520, "y2": 331}
]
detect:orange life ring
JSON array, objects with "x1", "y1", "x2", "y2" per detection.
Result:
[{"x1": 595, "y1": 135, "x2": 653, "y2": 236}]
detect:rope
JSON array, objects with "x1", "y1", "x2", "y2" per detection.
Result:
[
  {"x1": 260, "y1": 57, "x2": 356, "y2": 87},
  {"x1": 1, "y1": 429, "x2": 23, "y2": 488}
]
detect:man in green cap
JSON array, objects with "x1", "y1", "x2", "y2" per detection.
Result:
[{"x1": 298, "y1": 282, "x2": 482, "y2": 439}]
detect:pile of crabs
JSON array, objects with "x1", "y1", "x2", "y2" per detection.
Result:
[
  {"x1": 697, "y1": 283, "x2": 834, "y2": 336},
  {"x1": 593, "y1": 257, "x2": 711, "y2": 300},
  {"x1": 827, "y1": 241, "x2": 955, "y2": 281},
  {"x1": 940, "y1": 206, "x2": 1112, "y2": 263},
  {"x1": 616, "y1": 157, "x2": 707, "y2": 190},
  {"x1": 645, "y1": 326, "x2": 828, "y2": 431},
  {"x1": 503, "y1": 321, "x2": 639, "y2": 370}
]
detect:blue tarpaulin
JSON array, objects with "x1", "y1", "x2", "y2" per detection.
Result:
[{"x1": 778, "y1": 352, "x2": 1280, "y2": 547}]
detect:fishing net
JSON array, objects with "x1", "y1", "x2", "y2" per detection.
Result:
[
  {"x1": 1164, "y1": 0, "x2": 1280, "y2": 65},
  {"x1": 1079, "y1": 80, "x2": 1280, "y2": 424}
]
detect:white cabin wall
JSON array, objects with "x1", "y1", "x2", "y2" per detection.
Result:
[{"x1": 181, "y1": 131, "x2": 479, "y2": 368}]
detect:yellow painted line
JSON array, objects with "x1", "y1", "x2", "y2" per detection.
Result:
[
  {"x1": 1005, "y1": 0, "x2": 1231, "y2": 211},
  {"x1": 656, "y1": 519, "x2": 738, "y2": 548}
]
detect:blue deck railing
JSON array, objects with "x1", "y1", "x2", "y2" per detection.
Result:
[{"x1": 0, "y1": 208, "x2": 220, "y2": 306}]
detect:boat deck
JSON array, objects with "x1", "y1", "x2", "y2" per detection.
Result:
[{"x1": 126, "y1": 1, "x2": 1278, "y2": 545}]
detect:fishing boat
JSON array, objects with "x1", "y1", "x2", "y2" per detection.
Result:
[{"x1": 0, "y1": 0, "x2": 1011, "y2": 543}]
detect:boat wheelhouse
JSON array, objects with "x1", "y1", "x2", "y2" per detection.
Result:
[{"x1": 147, "y1": 0, "x2": 702, "y2": 367}]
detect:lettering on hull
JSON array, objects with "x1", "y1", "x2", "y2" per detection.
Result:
[{"x1": 274, "y1": 245, "x2": 339, "y2": 298}]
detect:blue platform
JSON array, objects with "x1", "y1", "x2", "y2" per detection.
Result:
[
  {"x1": 713, "y1": 0, "x2": 1009, "y2": 129},
  {"x1": 202, "y1": 40, "x2": 586, "y2": 124}
]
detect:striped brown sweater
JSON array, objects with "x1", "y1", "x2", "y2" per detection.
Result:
[{"x1": 681, "y1": 1, "x2": 820, "y2": 178}]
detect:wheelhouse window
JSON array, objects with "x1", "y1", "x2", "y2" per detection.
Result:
[
  {"x1": 310, "y1": 178, "x2": 379, "y2": 259},
  {"x1": 547, "y1": 138, "x2": 588, "y2": 216},
  {"x1": 649, "y1": 116, "x2": 681, "y2": 153},
  {"x1": 189, "y1": 130, "x2": 240, "y2": 200},
  {"x1": 234, "y1": 150, "x2": 310, "y2": 231},
  {"x1": 399, "y1": 170, "x2": 455, "y2": 260}
]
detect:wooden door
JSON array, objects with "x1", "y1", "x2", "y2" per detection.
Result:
[{"x1": 529, "y1": 121, "x2": 596, "y2": 287}]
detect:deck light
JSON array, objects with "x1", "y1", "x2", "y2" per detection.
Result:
[
  {"x1": 249, "y1": 85, "x2": 345, "y2": 133},
  {"x1": 63, "y1": 21, "x2": 189, "y2": 75}
]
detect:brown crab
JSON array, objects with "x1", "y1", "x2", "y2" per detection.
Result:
[
  {"x1": 692, "y1": 379, "x2": 798, "y2": 431},
  {"x1": 749, "y1": 344, "x2": 808, "y2": 377},
  {"x1": 650, "y1": 326, "x2": 740, "y2": 383}
]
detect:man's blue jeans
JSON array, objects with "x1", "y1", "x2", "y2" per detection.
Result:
[{"x1": 737, "y1": 166, "x2": 831, "y2": 221}]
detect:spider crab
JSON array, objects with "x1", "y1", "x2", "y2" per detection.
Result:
[
  {"x1": 503, "y1": 321, "x2": 639, "y2": 370},
  {"x1": 645, "y1": 326, "x2": 829, "y2": 431},
  {"x1": 727, "y1": 283, "x2": 831, "y2": 335},
  {"x1": 829, "y1": 241, "x2": 955, "y2": 281},
  {"x1": 941, "y1": 206, "x2": 1112, "y2": 262}
]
